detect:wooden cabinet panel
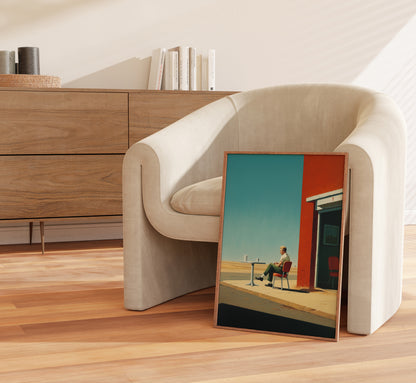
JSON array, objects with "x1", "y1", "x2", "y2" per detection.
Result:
[
  {"x1": 128, "y1": 91, "x2": 235, "y2": 144},
  {"x1": 0, "y1": 91, "x2": 128, "y2": 155},
  {"x1": 0, "y1": 89, "x2": 236, "y2": 227},
  {"x1": 0, "y1": 155, "x2": 123, "y2": 219}
]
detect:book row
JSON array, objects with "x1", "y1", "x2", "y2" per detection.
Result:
[{"x1": 148, "y1": 46, "x2": 215, "y2": 91}]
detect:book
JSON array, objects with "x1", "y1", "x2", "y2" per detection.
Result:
[
  {"x1": 169, "y1": 46, "x2": 189, "y2": 90},
  {"x1": 189, "y1": 47, "x2": 197, "y2": 91},
  {"x1": 208, "y1": 49, "x2": 215, "y2": 91},
  {"x1": 179, "y1": 46, "x2": 189, "y2": 90},
  {"x1": 201, "y1": 55, "x2": 208, "y2": 91},
  {"x1": 163, "y1": 50, "x2": 179, "y2": 90},
  {"x1": 148, "y1": 48, "x2": 166, "y2": 90},
  {"x1": 196, "y1": 54, "x2": 202, "y2": 90}
]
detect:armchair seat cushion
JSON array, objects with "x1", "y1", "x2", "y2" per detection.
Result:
[{"x1": 170, "y1": 176, "x2": 222, "y2": 216}]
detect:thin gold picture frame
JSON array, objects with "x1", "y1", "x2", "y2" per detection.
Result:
[{"x1": 214, "y1": 152, "x2": 349, "y2": 341}]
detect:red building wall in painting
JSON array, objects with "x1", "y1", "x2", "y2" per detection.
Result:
[{"x1": 296, "y1": 155, "x2": 346, "y2": 289}]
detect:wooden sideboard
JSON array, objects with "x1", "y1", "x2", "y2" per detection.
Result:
[{"x1": 0, "y1": 88, "x2": 234, "y2": 250}]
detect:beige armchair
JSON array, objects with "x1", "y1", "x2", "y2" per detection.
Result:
[{"x1": 123, "y1": 84, "x2": 406, "y2": 335}]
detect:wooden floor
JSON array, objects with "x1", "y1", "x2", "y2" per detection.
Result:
[{"x1": 0, "y1": 228, "x2": 415, "y2": 382}]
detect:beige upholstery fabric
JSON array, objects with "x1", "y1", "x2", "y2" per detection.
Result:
[
  {"x1": 123, "y1": 84, "x2": 406, "y2": 335},
  {"x1": 170, "y1": 176, "x2": 222, "y2": 216}
]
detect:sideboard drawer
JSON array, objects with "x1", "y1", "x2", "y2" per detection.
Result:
[
  {"x1": 0, "y1": 91, "x2": 128, "y2": 155},
  {"x1": 128, "y1": 91, "x2": 234, "y2": 144},
  {"x1": 0, "y1": 155, "x2": 123, "y2": 219}
]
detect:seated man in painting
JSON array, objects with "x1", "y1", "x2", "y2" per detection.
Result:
[{"x1": 256, "y1": 246, "x2": 290, "y2": 287}]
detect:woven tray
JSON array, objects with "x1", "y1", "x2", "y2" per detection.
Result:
[{"x1": 0, "y1": 74, "x2": 61, "y2": 88}]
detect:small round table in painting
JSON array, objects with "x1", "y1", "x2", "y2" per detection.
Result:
[{"x1": 244, "y1": 261, "x2": 266, "y2": 286}]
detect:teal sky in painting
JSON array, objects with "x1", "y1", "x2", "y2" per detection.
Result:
[{"x1": 220, "y1": 153, "x2": 304, "y2": 266}]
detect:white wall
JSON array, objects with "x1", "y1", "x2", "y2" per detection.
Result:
[
  {"x1": 352, "y1": 14, "x2": 416, "y2": 224},
  {"x1": 1, "y1": 0, "x2": 415, "y2": 243},
  {"x1": 0, "y1": 0, "x2": 414, "y2": 90}
]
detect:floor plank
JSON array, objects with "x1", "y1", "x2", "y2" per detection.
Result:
[{"x1": 0, "y1": 230, "x2": 415, "y2": 382}]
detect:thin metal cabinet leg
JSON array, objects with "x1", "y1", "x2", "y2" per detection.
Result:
[
  {"x1": 29, "y1": 222, "x2": 33, "y2": 245},
  {"x1": 40, "y1": 221, "x2": 45, "y2": 254}
]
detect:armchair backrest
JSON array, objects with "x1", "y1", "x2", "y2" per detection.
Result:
[{"x1": 228, "y1": 84, "x2": 375, "y2": 153}]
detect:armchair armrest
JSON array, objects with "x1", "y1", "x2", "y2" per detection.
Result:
[
  {"x1": 336, "y1": 93, "x2": 406, "y2": 334},
  {"x1": 123, "y1": 96, "x2": 238, "y2": 242}
]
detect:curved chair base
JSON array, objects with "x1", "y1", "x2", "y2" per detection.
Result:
[{"x1": 124, "y1": 212, "x2": 218, "y2": 311}]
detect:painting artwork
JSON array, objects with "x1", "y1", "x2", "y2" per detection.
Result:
[{"x1": 214, "y1": 152, "x2": 348, "y2": 341}]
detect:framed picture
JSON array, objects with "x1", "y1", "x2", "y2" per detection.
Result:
[{"x1": 214, "y1": 152, "x2": 348, "y2": 341}]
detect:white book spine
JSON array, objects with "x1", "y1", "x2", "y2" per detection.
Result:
[
  {"x1": 162, "y1": 53, "x2": 168, "y2": 90},
  {"x1": 189, "y1": 47, "x2": 197, "y2": 91},
  {"x1": 201, "y1": 55, "x2": 208, "y2": 91},
  {"x1": 172, "y1": 51, "x2": 179, "y2": 90},
  {"x1": 157, "y1": 49, "x2": 166, "y2": 89},
  {"x1": 196, "y1": 54, "x2": 202, "y2": 91},
  {"x1": 162, "y1": 51, "x2": 179, "y2": 91},
  {"x1": 179, "y1": 46, "x2": 189, "y2": 90},
  {"x1": 148, "y1": 48, "x2": 166, "y2": 90},
  {"x1": 208, "y1": 48, "x2": 215, "y2": 91}
]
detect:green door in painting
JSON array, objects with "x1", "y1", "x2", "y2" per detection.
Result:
[
  {"x1": 315, "y1": 209, "x2": 342, "y2": 289},
  {"x1": 306, "y1": 189, "x2": 343, "y2": 290}
]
